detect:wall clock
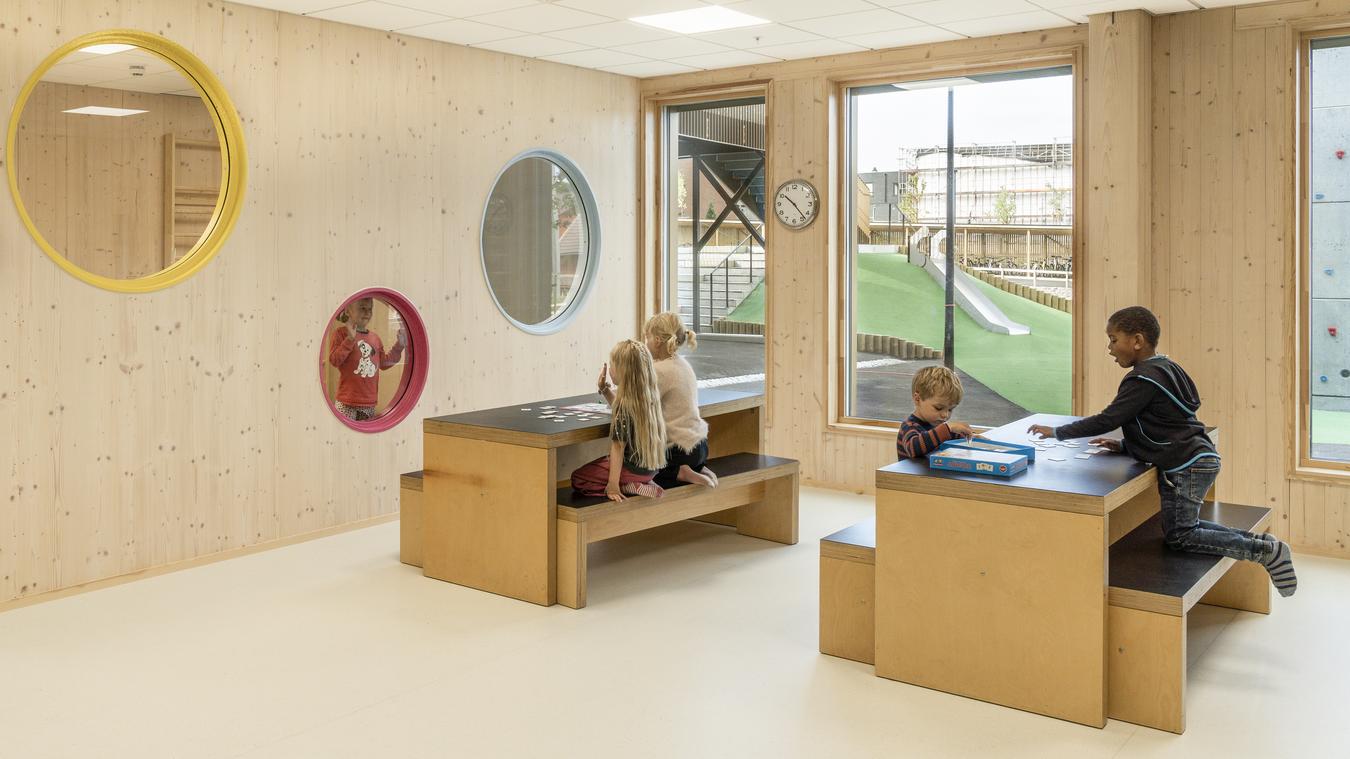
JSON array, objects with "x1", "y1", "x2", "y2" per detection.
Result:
[{"x1": 773, "y1": 179, "x2": 819, "y2": 230}]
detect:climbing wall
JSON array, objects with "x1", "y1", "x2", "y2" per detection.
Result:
[{"x1": 1311, "y1": 41, "x2": 1350, "y2": 412}]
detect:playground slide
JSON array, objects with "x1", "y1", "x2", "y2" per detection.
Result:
[{"x1": 914, "y1": 231, "x2": 1030, "y2": 336}]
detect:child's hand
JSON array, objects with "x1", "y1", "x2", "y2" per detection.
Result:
[
  {"x1": 605, "y1": 483, "x2": 625, "y2": 502},
  {"x1": 1027, "y1": 424, "x2": 1056, "y2": 440},
  {"x1": 1090, "y1": 437, "x2": 1122, "y2": 453},
  {"x1": 947, "y1": 421, "x2": 975, "y2": 438},
  {"x1": 596, "y1": 363, "x2": 611, "y2": 394}
]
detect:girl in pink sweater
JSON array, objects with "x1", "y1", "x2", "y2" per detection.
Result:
[{"x1": 642, "y1": 312, "x2": 718, "y2": 489}]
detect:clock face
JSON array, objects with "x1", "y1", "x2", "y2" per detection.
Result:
[{"x1": 774, "y1": 180, "x2": 818, "y2": 229}]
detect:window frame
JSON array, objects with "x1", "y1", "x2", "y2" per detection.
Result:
[
  {"x1": 832, "y1": 54, "x2": 1084, "y2": 432},
  {"x1": 1296, "y1": 28, "x2": 1350, "y2": 476}
]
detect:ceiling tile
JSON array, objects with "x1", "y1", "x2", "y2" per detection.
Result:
[
  {"x1": 672, "y1": 49, "x2": 781, "y2": 68},
  {"x1": 749, "y1": 38, "x2": 868, "y2": 60},
  {"x1": 788, "y1": 9, "x2": 925, "y2": 38},
  {"x1": 548, "y1": 21, "x2": 675, "y2": 47},
  {"x1": 309, "y1": 1, "x2": 450, "y2": 30},
  {"x1": 401, "y1": 17, "x2": 522, "y2": 43},
  {"x1": 897, "y1": 0, "x2": 1043, "y2": 24},
  {"x1": 841, "y1": 25, "x2": 963, "y2": 49},
  {"x1": 943, "y1": 10, "x2": 1075, "y2": 36},
  {"x1": 694, "y1": 23, "x2": 821, "y2": 49},
  {"x1": 1046, "y1": 0, "x2": 1191, "y2": 23},
  {"x1": 391, "y1": 0, "x2": 539, "y2": 15},
  {"x1": 468, "y1": 4, "x2": 612, "y2": 33},
  {"x1": 557, "y1": 0, "x2": 707, "y2": 18},
  {"x1": 540, "y1": 48, "x2": 652, "y2": 67},
  {"x1": 721, "y1": 0, "x2": 880, "y2": 23},
  {"x1": 600, "y1": 60, "x2": 704, "y2": 77},
  {"x1": 473, "y1": 34, "x2": 592, "y2": 57},
  {"x1": 611, "y1": 36, "x2": 731, "y2": 59},
  {"x1": 225, "y1": 0, "x2": 343, "y2": 14}
]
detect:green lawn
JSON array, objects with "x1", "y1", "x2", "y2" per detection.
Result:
[{"x1": 729, "y1": 253, "x2": 1072, "y2": 413}]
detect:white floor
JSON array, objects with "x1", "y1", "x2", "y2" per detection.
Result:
[{"x1": 2, "y1": 487, "x2": 1347, "y2": 759}]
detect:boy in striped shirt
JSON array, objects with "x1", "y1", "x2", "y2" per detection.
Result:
[{"x1": 897, "y1": 366, "x2": 976, "y2": 460}]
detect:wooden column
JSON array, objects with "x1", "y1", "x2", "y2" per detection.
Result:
[{"x1": 1084, "y1": 10, "x2": 1153, "y2": 412}]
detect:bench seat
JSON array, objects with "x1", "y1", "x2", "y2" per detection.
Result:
[
  {"x1": 819, "y1": 519, "x2": 876, "y2": 664},
  {"x1": 399, "y1": 470, "x2": 424, "y2": 568},
  {"x1": 555, "y1": 452, "x2": 799, "y2": 608},
  {"x1": 1107, "y1": 501, "x2": 1273, "y2": 734}
]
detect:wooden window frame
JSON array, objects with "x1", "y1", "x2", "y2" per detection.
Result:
[
  {"x1": 1295, "y1": 26, "x2": 1350, "y2": 477},
  {"x1": 830, "y1": 51, "x2": 1085, "y2": 432}
]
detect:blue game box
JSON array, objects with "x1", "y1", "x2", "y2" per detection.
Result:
[
  {"x1": 928, "y1": 447, "x2": 1028, "y2": 477},
  {"x1": 937, "y1": 437, "x2": 1037, "y2": 463}
]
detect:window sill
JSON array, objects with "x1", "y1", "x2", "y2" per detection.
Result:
[{"x1": 1289, "y1": 462, "x2": 1350, "y2": 485}]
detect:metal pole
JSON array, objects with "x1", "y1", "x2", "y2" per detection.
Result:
[
  {"x1": 692, "y1": 150, "x2": 701, "y2": 331},
  {"x1": 944, "y1": 87, "x2": 955, "y2": 370}
]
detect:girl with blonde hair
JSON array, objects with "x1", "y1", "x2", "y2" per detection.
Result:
[
  {"x1": 572, "y1": 340, "x2": 667, "y2": 501},
  {"x1": 641, "y1": 311, "x2": 718, "y2": 489}
]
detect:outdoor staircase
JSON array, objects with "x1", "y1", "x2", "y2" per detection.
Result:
[
  {"x1": 706, "y1": 151, "x2": 766, "y2": 218},
  {"x1": 675, "y1": 247, "x2": 763, "y2": 332}
]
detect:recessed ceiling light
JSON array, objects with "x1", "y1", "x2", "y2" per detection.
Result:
[
  {"x1": 79, "y1": 44, "x2": 136, "y2": 55},
  {"x1": 631, "y1": 6, "x2": 769, "y2": 35},
  {"x1": 62, "y1": 106, "x2": 148, "y2": 117}
]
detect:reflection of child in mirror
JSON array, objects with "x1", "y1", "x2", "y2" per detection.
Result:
[{"x1": 329, "y1": 297, "x2": 407, "y2": 422}]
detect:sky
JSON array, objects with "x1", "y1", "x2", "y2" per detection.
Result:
[{"x1": 854, "y1": 74, "x2": 1074, "y2": 173}]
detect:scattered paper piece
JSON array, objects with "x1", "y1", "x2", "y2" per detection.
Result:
[
  {"x1": 1048, "y1": 456, "x2": 1066, "y2": 462},
  {"x1": 1075, "y1": 454, "x2": 1091, "y2": 460}
]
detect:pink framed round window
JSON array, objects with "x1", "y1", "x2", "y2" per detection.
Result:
[{"x1": 319, "y1": 288, "x2": 429, "y2": 432}]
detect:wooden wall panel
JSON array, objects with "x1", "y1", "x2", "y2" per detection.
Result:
[
  {"x1": 0, "y1": 0, "x2": 639, "y2": 606},
  {"x1": 1149, "y1": 3, "x2": 1350, "y2": 557}
]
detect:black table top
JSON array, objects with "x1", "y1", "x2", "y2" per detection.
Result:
[
  {"x1": 877, "y1": 413, "x2": 1155, "y2": 509},
  {"x1": 423, "y1": 388, "x2": 762, "y2": 444}
]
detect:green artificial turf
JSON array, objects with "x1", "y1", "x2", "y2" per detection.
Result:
[{"x1": 728, "y1": 252, "x2": 1072, "y2": 414}]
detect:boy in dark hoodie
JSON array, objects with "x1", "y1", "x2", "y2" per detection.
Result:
[{"x1": 1029, "y1": 306, "x2": 1297, "y2": 597}]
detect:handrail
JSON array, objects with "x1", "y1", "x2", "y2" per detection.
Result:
[{"x1": 695, "y1": 233, "x2": 762, "y2": 331}]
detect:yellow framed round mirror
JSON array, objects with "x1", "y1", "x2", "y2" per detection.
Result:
[{"x1": 5, "y1": 29, "x2": 246, "y2": 292}]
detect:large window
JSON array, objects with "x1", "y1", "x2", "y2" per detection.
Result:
[
  {"x1": 843, "y1": 67, "x2": 1075, "y2": 427},
  {"x1": 663, "y1": 97, "x2": 766, "y2": 393},
  {"x1": 1304, "y1": 35, "x2": 1350, "y2": 466}
]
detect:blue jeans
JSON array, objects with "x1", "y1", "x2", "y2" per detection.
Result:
[{"x1": 1158, "y1": 457, "x2": 1265, "y2": 562}]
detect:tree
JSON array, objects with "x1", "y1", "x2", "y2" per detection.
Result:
[
  {"x1": 705, "y1": 202, "x2": 716, "y2": 220},
  {"x1": 1048, "y1": 186, "x2": 1067, "y2": 224},
  {"x1": 994, "y1": 187, "x2": 1016, "y2": 224},
  {"x1": 677, "y1": 171, "x2": 689, "y2": 217},
  {"x1": 898, "y1": 172, "x2": 925, "y2": 249}
]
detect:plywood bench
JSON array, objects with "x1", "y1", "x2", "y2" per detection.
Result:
[
  {"x1": 399, "y1": 470, "x2": 424, "y2": 568},
  {"x1": 819, "y1": 519, "x2": 875, "y2": 664},
  {"x1": 554, "y1": 452, "x2": 799, "y2": 609},
  {"x1": 1107, "y1": 501, "x2": 1273, "y2": 734}
]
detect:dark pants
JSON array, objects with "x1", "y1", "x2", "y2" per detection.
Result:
[
  {"x1": 1158, "y1": 456, "x2": 1265, "y2": 562},
  {"x1": 654, "y1": 439, "x2": 709, "y2": 489}
]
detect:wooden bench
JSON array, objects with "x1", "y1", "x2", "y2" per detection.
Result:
[
  {"x1": 554, "y1": 452, "x2": 799, "y2": 609},
  {"x1": 819, "y1": 519, "x2": 875, "y2": 665},
  {"x1": 399, "y1": 470, "x2": 424, "y2": 568},
  {"x1": 1107, "y1": 501, "x2": 1272, "y2": 734}
]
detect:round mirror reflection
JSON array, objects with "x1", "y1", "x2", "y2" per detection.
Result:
[
  {"x1": 481, "y1": 151, "x2": 599, "y2": 333},
  {"x1": 11, "y1": 40, "x2": 227, "y2": 281},
  {"x1": 325, "y1": 296, "x2": 414, "y2": 424}
]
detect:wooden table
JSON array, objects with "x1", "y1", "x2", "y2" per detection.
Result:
[
  {"x1": 419, "y1": 388, "x2": 763, "y2": 606},
  {"x1": 873, "y1": 413, "x2": 1158, "y2": 728}
]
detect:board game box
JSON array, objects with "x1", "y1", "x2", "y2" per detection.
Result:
[
  {"x1": 937, "y1": 437, "x2": 1037, "y2": 463},
  {"x1": 927, "y1": 447, "x2": 1028, "y2": 478}
]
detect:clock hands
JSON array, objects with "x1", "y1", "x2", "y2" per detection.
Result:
[{"x1": 785, "y1": 196, "x2": 805, "y2": 217}]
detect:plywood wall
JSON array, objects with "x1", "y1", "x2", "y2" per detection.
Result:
[
  {"x1": 0, "y1": 0, "x2": 639, "y2": 605},
  {"x1": 1153, "y1": 2, "x2": 1350, "y2": 556}
]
